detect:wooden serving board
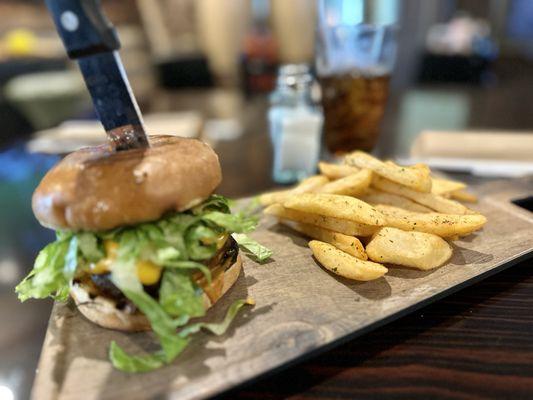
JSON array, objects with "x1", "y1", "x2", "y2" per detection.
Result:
[{"x1": 32, "y1": 178, "x2": 533, "y2": 400}]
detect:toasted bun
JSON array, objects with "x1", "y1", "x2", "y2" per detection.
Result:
[
  {"x1": 70, "y1": 255, "x2": 242, "y2": 332},
  {"x1": 32, "y1": 135, "x2": 222, "y2": 231}
]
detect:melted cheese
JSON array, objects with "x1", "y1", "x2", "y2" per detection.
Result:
[
  {"x1": 90, "y1": 240, "x2": 162, "y2": 285},
  {"x1": 201, "y1": 233, "x2": 229, "y2": 250},
  {"x1": 136, "y1": 260, "x2": 162, "y2": 285}
]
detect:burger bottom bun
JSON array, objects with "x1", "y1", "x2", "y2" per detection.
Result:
[{"x1": 70, "y1": 255, "x2": 242, "y2": 332}]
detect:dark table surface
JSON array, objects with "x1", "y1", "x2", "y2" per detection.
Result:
[{"x1": 0, "y1": 91, "x2": 532, "y2": 400}]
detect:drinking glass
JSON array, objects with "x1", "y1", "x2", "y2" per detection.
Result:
[{"x1": 316, "y1": 0, "x2": 399, "y2": 154}]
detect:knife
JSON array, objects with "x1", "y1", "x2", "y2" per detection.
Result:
[{"x1": 45, "y1": 0, "x2": 149, "y2": 151}]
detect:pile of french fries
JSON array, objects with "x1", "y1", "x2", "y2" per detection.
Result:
[{"x1": 260, "y1": 151, "x2": 487, "y2": 281}]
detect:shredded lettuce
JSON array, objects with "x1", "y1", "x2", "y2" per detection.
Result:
[
  {"x1": 179, "y1": 298, "x2": 252, "y2": 337},
  {"x1": 64, "y1": 236, "x2": 79, "y2": 280},
  {"x1": 239, "y1": 196, "x2": 262, "y2": 218},
  {"x1": 109, "y1": 343, "x2": 166, "y2": 373},
  {"x1": 16, "y1": 195, "x2": 271, "y2": 373},
  {"x1": 109, "y1": 251, "x2": 250, "y2": 373},
  {"x1": 192, "y1": 194, "x2": 231, "y2": 215},
  {"x1": 162, "y1": 260, "x2": 212, "y2": 283},
  {"x1": 202, "y1": 211, "x2": 257, "y2": 233},
  {"x1": 109, "y1": 298, "x2": 251, "y2": 373},
  {"x1": 120, "y1": 288, "x2": 191, "y2": 362},
  {"x1": 185, "y1": 224, "x2": 218, "y2": 260},
  {"x1": 16, "y1": 238, "x2": 72, "y2": 301},
  {"x1": 159, "y1": 270, "x2": 205, "y2": 318},
  {"x1": 233, "y1": 233, "x2": 273, "y2": 263},
  {"x1": 77, "y1": 232, "x2": 104, "y2": 262}
]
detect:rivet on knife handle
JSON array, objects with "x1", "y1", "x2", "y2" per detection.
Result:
[{"x1": 45, "y1": 0, "x2": 149, "y2": 151}]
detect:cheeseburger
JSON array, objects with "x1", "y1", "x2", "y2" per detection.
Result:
[{"x1": 16, "y1": 135, "x2": 269, "y2": 372}]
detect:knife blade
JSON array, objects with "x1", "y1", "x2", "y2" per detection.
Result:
[{"x1": 45, "y1": 0, "x2": 149, "y2": 151}]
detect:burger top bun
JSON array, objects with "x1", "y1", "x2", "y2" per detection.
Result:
[{"x1": 32, "y1": 135, "x2": 222, "y2": 231}]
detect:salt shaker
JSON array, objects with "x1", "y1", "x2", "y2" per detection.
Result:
[{"x1": 268, "y1": 64, "x2": 323, "y2": 184}]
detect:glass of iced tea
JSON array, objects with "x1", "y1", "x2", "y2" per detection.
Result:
[{"x1": 316, "y1": 0, "x2": 398, "y2": 154}]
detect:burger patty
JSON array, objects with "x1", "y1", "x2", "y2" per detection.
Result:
[
  {"x1": 208, "y1": 235, "x2": 239, "y2": 273},
  {"x1": 84, "y1": 235, "x2": 239, "y2": 312}
]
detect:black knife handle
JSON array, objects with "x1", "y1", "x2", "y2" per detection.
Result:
[{"x1": 44, "y1": 0, "x2": 120, "y2": 58}]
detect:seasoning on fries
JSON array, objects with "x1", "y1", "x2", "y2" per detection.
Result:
[
  {"x1": 360, "y1": 188, "x2": 432, "y2": 213},
  {"x1": 261, "y1": 150, "x2": 487, "y2": 282},
  {"x1": 264, "y1": 204, "x2": 378, "y2": 237},
  {"x1": 345, "y1": 151, "x2": 432, "y2": 192},
  {"x1": 372, "y1": 175, "x2": 471, "y2": 215},
  {"x1": 318, "y1": 169, "x2": 372, "y2": 196},
  {"x1": 318, "y1": 162, "x2": 360, "y2": 179},
  {"x1": 280, "y1": 220, "x2": 367, "y2": 260},
  {"x1": 284, "y1": 193, "x2": 386, "y2": 226},
  {"x1": 309, "y1": 240, "x2": 387, "y2": 281},
  {"x1": 366, "y1": 227, "x2": 453, "y2": 270},
  {"x1": 259, "y1": 175, "x2": 328, "y2": 206}
]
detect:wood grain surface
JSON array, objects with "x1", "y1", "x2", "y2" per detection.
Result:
[
  {"x1": 31, "y1": 178, "x2": 533, "y2": 400},
  {"x1": 218, "y1": 263, "x2": 533, "y2": 400}
]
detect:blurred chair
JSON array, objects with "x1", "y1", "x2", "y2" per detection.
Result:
[{"x1": 137, "y1": 0, "x2": 215, "y2": 88}]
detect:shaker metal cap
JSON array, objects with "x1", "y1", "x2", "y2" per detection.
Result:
[{"x1": 277, "y1": 64, "x2": 313, "y2": 88}]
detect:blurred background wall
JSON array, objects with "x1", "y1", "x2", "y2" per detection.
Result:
[{"x1": 1, "y1": 0, "x2": 532, "y2": 139}]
